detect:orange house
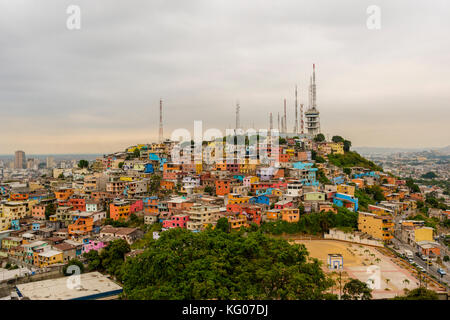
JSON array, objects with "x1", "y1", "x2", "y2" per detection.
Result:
[
  {"x1": 214, "y1": 162, "x2": 227, "y2": 171},
  {"x1": 319, "y1": 203, "x2": 337, "y2": 213},
  {"x1": 279, "y1": 154, "x2": 290, "y2": 163},
  {"x1": 11, "y1": 193, "x2": 29, "y2": 201},
  {"x1": 215, "y1": 179, "x2": 231, "y2": 196},
  {"x1": 351, "y1": 179, "x2": 365, "y2": 188},
  {"x1": 281, "y1": 208, "x2": 300, "y2": 222},
  {"x1": 55, "y1": 188, "x2": 74, "y2": 201},
  {"x1": 161, "y1": 180, "x2": 175, "y2": 190},
  {"x1": 266, "y1": 210, "x2": 279, "y2": 220},
  {"x1": 110, "y1": 201, "x2": 131, "y2": 221},
  {"x1": 68, "y1": 215, "x2": 94, "y2": 235}
]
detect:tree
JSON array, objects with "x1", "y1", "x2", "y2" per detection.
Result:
[
  {"x1": 78, "y1": 160, "x2": 89, "y2": 168},
  {"x1": 341, "y1": 278, "x2": 372, "y2": 300},
  {"x1": 314, "y1": 133, "x2": 325, "y2": 142},
  {"x1": 58, "y1": 173, "x2": 65, "y2": 179},
  {"x1": 279, "y1": 138, "x2": 287, "y2": 145},
  {"x1": 150, "y1": 174, "x2": 162, "y2": 194},
  {"x1": 133, "y1": 148, "x2": 141, "y2": 158},
  {"x1": 215, "y1": 218, "x2": 229, "y2": 233},
  {"x1": 83, "y1": 250, "x2": 102, "y2": 271},
  {"x1": 332, "y1": 136, "x2": 344, "y2": 143},
  {"x1": 406, "y1": 178, "x2": 420, "y2": 193},
  {"x1": 343, "y1": 167, "x2": 351, "y2": 176},
  {"x1": 118, "y1": 162, "x2": 124, "y2": 169},
  {"x1": 393, "y1": 287, "x2": 439, "y2": 300},
  {"x1": 421, "y1": 172, "x2": 437, "y2": 179},
  {"x1": 63, "y1": 259, "x2": 85, "y2": 276},
  {"x1": 204, "y1": 186, "x2": 214, "y2": 195},
  {"x1": 343, "y1": 140, "x2": 352, "y2": 152},
  {"x1": 45, "y1": 203, "x2": 56, "y2": 220}
]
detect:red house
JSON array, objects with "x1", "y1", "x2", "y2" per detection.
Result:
[{"x1": 162, "y1": 214, "x2": 189, "y2": 229}]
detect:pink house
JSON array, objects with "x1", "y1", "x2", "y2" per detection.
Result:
[
  {"x1": 32, "y1": 204, "x2": 46, "y2": 220},
  {"x1": 83, "y1": 239, "x2": 108, "y2": 254},
  {"x1": 162, "y1": 214, "x2": 189, "y2": 229},
  {"x1": 274, "y1": 200, "x2": 293, "y2": 210}
]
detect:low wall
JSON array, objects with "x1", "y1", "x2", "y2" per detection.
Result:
[{"x1": 324, "y1": 229, "x2": 384, "y2": 247}]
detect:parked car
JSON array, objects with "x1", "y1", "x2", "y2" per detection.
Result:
[{"x1": 437, "y1": 268, "x2": 446, "y2": 276}]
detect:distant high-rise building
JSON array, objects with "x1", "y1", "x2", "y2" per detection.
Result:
[
  {"x1": 14, "y1": 150, "x2": 26, "y2": 169},
  {"x1": 46, "y1": 156, "x2": 55, "y2": 169}
]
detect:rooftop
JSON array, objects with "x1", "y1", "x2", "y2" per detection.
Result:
[{"x1": 15, "y1": 272, "x2": 123, "y2": 300}]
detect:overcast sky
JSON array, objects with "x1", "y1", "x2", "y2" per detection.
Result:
[{"x1": 0, "y1": 0, "x2": 449, "y2": 154}]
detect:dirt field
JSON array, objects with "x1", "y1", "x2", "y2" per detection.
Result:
[{"x1": 294, "y1": 239, "x2": 421, "y2": 299}]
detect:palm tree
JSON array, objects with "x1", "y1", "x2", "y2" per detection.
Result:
[
  {"x1": 375, "y1": 258, "x2": 381, "y2": 264},
  {"x1": 385, "y1": 278, "x2": 391, "y2": 288},
  {"x1": 402, "y1": 278, "x2": 410, "y2": 289}
]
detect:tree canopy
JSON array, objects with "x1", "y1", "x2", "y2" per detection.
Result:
[
  {"x1": 121, "y1": 228, "x2": 336, "y2": 300},
  {"x1": 78, "y1": 160, "x2": 89, "y2": 168},
  {"x1": 314, "y1": 133, "x2": 325, "y2": 142},
  {"x1": 332, "y1": 136, "x2": 344, "y2": 143},
  {"x1": 341, "y1": 278, "x2": 372, "y2": 300}
]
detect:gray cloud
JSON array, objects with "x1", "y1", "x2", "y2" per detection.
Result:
[{"x1": 0, "y1": 0, "x2": 449, "y2": 153}]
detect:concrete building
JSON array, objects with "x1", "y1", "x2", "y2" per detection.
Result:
[
  {"x1": 14, "y1": 150, "x2": 26, "y2": 169},
  {"x1": 358, "y1": 211, "x2": 394, "y2": 242},
  {"x1": 15, "y1": 272, "x2": 123, "y2": 300}
]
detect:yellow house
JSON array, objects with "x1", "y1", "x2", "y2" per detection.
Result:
[
  {"x1": 228, "y1": 194, "x2": 250, "y2": 205},
  {"x1": 35, "y1": 250, "x2": 63, "y2": 268},
  {"x1": 336, "y1": 184, "x2": 355, "y2": 196},
  {"x1": 285, "y1": 149, "x2": 295, "y2": 156},
  {"x1": 120, "y1": 176, "x2": 133, "y2": 182},
  {"x1": 271, "y1": 189, "x2": 283, "y2": 197},
  {"x1": 414, "y1": 227, "x2": 434, "y2": 243},
  {"x1": 329, "y1": 142, "x2": 344, "y2": 155},
  {"x1": 358, "y1": 211, "x2": 394, "y2": 242}
]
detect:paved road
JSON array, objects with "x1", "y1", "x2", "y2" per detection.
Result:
[{"x1": 390, "y1": 237, "x2": 449, "y2": 287}]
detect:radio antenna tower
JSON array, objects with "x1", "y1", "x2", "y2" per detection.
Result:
[
  {"x1": 300, "y1": 103, "x2": 304, "y2": 134},
  {"x1": 235, "y1": 101, "x2": 240, "y2": 130},
  {"x1": 269, "y1": 112, "x2": 273, "y2": 131},
  {"x1": 283, "y1": 98, "x2": 287, "y2": 134},
  {"x1": 277, "y1": 112, "x2": 280, "y2": 131},
  {"x1": 159, "y1": 98, "x2": 163, "y2": 143},
  {"x1": 294, "y1": 85, "x2": 298, "y2": 134}
]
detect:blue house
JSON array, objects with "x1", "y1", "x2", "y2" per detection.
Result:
[
  {"x1": 333, "y1": 176, "x2": 345, "y2": 185},
  {"x1": 250, "y1": 195, "x2": 270, "y2": 206},
  {"x1": 148, "y1": 153, "x2": 160, "y2": 161},
  {"x1": 333, "y1": 193, "x2": 358, "y2": 212},
  {"x1": 11, "y1": 219, "x2": 20, "y2": 231},
  {"x1": 144, "y1": 163, "x2": 154, "y2": 174},
  {"x1": 353, "y1": 171, "x2": 379, "y2": 179}
]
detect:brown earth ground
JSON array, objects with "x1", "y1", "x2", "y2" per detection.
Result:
[{"x1": 292, "y1": 239, "x2": 432, "y2": 299}]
